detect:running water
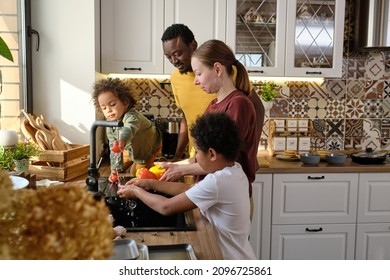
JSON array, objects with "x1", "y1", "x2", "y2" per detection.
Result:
[{"x1": 113, "y1": 127, "x2": 137, "y2": 218}]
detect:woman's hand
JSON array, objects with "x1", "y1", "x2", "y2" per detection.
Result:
[{"x1": 158, "y1": 163, "x2": 183, "y2": 181}]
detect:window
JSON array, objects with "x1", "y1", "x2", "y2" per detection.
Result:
[{"x1": 0, "y1": 0, "x2": 31, "y2": 132}]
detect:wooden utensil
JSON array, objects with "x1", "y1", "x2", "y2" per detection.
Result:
[
  {"x1": 34, "y1": 117, "x2": 55, "y2": 150},
  {"x1": 49, "y1": 124, "x2": 71, "y2": 150},
  {"x1": 35, "y1": 130, "x2": 49, "y2": 150},
  {"x1": 21, "y1": 119, "x2": 38, "y2": 143}
]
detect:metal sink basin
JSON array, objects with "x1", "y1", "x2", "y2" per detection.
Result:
[{"x1": 97, "y1": 176, "x2": 196, "y2": 232}]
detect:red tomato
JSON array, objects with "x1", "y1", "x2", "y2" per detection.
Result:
[
  {"x1": 109, "y1": 173, "x2": 118, "y2": 183},
  {"x1": 111, "y1": 142, "x2": 121, "y2": 153}
]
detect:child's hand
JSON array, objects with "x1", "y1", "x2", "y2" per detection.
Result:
[{"x1": 117, "y1": 184, "x2": 137, "y2": 199}]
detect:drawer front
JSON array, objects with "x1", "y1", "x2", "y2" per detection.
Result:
[
  {"x1": 358, "y1": 173, "x2": 390, "y2": 223},
  {"x1": 356, "y1": 223, "x2": 390, "y2": 260},
  {"x1": 273, "y1": 173, "x2": 358, "y2": 224},
  {"x1": 271, "y1": 224, "x2": 356, "y2": 260}
]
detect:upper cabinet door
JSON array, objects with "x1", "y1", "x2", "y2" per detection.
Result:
[
  {"x1": 226, "y1": 0, "x2": 287, "y2": 77},
  {"x1": 164, "y1": 0, "x2": 227, "y2": 74},
  {"x1": 101, "y1": 0, "x2": 164, "y2": 74},
  {"x1": 284, "y1": 0, "x2": 345, "y2": 77}
]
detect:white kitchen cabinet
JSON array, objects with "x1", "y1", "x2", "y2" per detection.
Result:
[
  {"x1": 101, "y1": 0, "x2": 227, "y2": 74},
  {"x1": 271, "y1": 173, "x2": 358, "y2": 260},
  {"x1": 272, "y1": 173, "x2": 358, "y2": 224},
  {"x1": 226, "y1": 0, "x2": 345, "y2": 78},
  {"x1": 250, "y1": 174, "x2": 272, "y2": 259},
  {"x1": 164, "y1": 0, "x2": 227, "y2": 74},
  {"x1": 271, "y1": 224, "x2": 356, "y2": 260},
  {"x1": 101, "y1": 0, "x2": 165, "y2": 74},
  {"x1": 355, "y1": 173, "x2": 390, "y2": 260}
]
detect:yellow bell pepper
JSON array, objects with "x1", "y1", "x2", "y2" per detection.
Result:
[{"x1": 149, "y1": 165, "x2": 166, "y2": 179}]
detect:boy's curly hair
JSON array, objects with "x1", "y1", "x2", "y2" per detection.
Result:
[
  {"x1": 92, "y1": 78, "x2": 137, "y2": 112},
  {"x1": 190, "y1": 112, "x2": 242, "y2": 162}
]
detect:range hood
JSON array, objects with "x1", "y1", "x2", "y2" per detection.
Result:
[{"x1": 355, "y1": 0, "x2": 390, "y2": 51}]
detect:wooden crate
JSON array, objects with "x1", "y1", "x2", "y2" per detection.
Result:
[{"x1": 29, "y1": 144, "x2": 90, "y2": 181}]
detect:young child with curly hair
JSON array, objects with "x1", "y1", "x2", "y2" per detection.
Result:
[{"x1": 92, "y1": 78, "x2": 162, "y2": 181}]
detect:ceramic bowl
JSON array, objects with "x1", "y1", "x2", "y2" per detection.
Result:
[
  {"x1": 326, "y1": 153, "x2": 347, "y2": 165},
  {"x1": 299, "y1": 153, "x2": 320, "y2": 165}
]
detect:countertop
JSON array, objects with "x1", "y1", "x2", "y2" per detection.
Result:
[{"x1": 257, "y1": 154, "x2": 390, "y2": 174}]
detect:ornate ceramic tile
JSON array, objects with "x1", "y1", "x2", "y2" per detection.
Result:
[
  {"x1": 326, "y1": 100, "x2": 345, "y2": 119},
  {"x1": 286, "y1": 82, "x2": 310, "y2": 98},
  {"x1": 381, "y1": 137, "x2": 390, "y2": 150},
  {"x1": 346, "y1": 79, "x2": 365, "y2": 99},
  {"x1": 308, "y1": 80, "x2": 327, "y2": 99},
  {"x1": 288, "y1": 98, "x2": 308, "y2": 118},
  {"x1": 364, "y1": 80, "x2": 383, "y2": 99},
  {"x1": 381, "y1": 118, "x2": 390, "y2": 139},
  {"x1": 345, "y1": 99, "x2": 364, "y2": 118},
  {"x1": 326, "y1": 119, "x2": 345, "y2": 138},
  {"x1": 345, "y1": 119, "x2": 363, "y2": 137},
  {"x1": 344, "y1": 137, "x2": 362, "y2": 150},
  {"x1": 270, "y1": 98, "x2": 288, "y2": 118},
  {"x1": 325, "y1": 136, "x2": 344, "y2": 150},
  {"x1": 310, "y1": 119, "x2": 326, "y2": 138},
  {"x1": 347, "y1": 58, "x2": 365, "y2": 79},
  {"x1": 327, "y1": 79, "x2": 346, "y2": 99},
  {"x1": 365, "y1": 52, "x2": 385, "y2": 80},
  {"x1": 310, "y1": 137, "x2": 325, "y2": 150},
  {"x1": 383, "y1": 98, "x2": 390, "y2": 118},
  {"x1": 384, "y1": 80, "x2": 390, "y2": 99},
  {"x1": 361, "y1": 136, "x2": 381, "y2": 151},
  {"x1": 128, "y1": 78, "x2": 150, "y2": 98},
  {"x1": 363, "y1": 119, "x2": 381, "y2": 139},
  {"x1": 307, "y1": 98, "x2": 327, "y2": 119},
  {"x1": 364, "y1": 99, "x2": 383, "y2": 118}
]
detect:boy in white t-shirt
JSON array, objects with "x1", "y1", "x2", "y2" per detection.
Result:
[{"x1": 117, "y1": 112, "x2": 256, "y2": 259}]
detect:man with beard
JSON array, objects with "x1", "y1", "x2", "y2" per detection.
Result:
[{"x1": 161, "y1": 23, "x2": 265, "y2": 163}]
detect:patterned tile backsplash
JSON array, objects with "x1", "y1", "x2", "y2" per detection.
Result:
[
  {"x1": 129, "y1": 53, "x2": 390, "y2": 153},
  {"x1": 125, "y1": 0, "x2": 390, "y2": 153}
]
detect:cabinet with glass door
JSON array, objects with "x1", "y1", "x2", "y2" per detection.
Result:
[{"x1": 226, "y1": 0, "x2": 345, "y2": 78}]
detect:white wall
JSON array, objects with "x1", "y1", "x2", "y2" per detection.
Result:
[{"x1": 31, "y1": 0, "x2": 99, "y2": 144}]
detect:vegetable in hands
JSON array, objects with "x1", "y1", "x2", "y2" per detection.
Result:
[{"x1": 135, "y1": 167, "x2": 157, "y2": 179}]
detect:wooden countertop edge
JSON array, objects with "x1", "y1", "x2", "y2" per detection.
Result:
[{"x1": 257, "y1": 157, "x2": 390, "y2": 174}]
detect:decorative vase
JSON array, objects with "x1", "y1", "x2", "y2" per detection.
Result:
[
  {"x1": 261, "y1": 99, "x2": 274, "y2": 111},
  {"x1": 14, "y1": 158, "x2": 29, "y2": 173}
]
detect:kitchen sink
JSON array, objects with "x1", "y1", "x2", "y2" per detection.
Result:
[{"x1": 96, "y1": 176, "x2": 196, "y2": 232}]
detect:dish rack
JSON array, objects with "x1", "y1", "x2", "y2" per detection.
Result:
[{"x1": 268, "y1": 118, "x2": 313, "y2": 156}]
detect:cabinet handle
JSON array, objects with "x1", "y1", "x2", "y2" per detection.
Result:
[
  {"x1": 306, "y1": 71, "x2": 322, "y2": 75},
  {"x1": 124, "y1": 67, "x2": 142, "y2": 71},
  {"x1": 248, "y1": 70, "x2": 264, "y2": 73},
  {"x1": 307, "y1": 175, "x2": 325, "y2": 180},
  {"x1": 305, "y1": 227, "x2": 323, "y2": 232}
]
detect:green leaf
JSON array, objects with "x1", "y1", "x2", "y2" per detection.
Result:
[{"x1": 0, "y1": 36, "x2": 14, "y2": 62}]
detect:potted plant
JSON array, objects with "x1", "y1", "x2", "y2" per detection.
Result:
[
  {"x1": 260, "y1": 82, "x2": 279, "y2": 111},
  {"x1": 0, "y1": 146, "x2": 13, "y2": 170},
  {"x1": 10, "y1": 140, "x2": 40, "y2": 172}
]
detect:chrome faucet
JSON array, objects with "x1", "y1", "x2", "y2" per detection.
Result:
[{"x1": 86, "y1": 120, "x2": 123, "y2": 193}]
